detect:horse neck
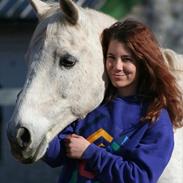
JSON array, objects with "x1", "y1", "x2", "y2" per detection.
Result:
[{"x1": 84, "y1": 8, "x2": 116, "y2": 34}]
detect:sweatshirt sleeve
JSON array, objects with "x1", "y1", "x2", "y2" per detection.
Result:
[
  {"x1": 82, "y1": 110, "x2": 174, "y2": 183},
  {"x1": 43, "y1": 124, "x2": 75, "y2": 167}
]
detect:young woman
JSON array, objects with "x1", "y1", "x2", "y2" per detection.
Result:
[{"x1": 43, "y1": 19, "x2": 183, "y2": 183}]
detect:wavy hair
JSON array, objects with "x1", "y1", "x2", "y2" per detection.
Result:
[{"x1": 101, "y1": 19, "x2": 183, "y2": 128}]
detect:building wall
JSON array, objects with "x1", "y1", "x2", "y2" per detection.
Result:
[{"x1": 0, "y1": 22, "x2": 60, "y2": 183}]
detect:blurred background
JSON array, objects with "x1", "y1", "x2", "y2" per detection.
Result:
[{"x1": 0, "y1": 0, "x2": 183, "y2": 182}]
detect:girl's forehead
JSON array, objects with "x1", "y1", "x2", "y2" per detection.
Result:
[{"x1": 108, "y1": 40, "x2": 132, "y2": 55}]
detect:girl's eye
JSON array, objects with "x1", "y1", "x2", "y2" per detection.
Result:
[
  {"x1": 107, "y1": 55, "x2": 115, "y2": 60},
  {"x1": 122, "y1": 57, "x2": 133, "y2": 63},
  {"x1": 107, "y1": 55, "x2": 114, "y2": 59}
]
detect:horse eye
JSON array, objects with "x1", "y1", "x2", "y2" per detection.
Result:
[{"x1": 59, "y1": 54, "x2": 77, "y2": 68}]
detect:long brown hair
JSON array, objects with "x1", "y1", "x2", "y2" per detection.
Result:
[{"x1": 101, "y1": 19, "x2": 183, "y2": 128}]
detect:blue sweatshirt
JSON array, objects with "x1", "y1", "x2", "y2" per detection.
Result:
[{"x1": 43, "y1": 96, "x2": 174, "y2": 183}]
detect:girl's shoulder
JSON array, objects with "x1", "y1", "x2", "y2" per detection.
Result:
[
  {"x1": 149, "y1": 108, "x2": 173, "y2": 130},
  {"x1": 158, "y1": 108, "x2": 171, "y2": 123}
]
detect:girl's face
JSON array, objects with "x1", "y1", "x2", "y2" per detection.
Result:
[{"x1": 106, "y1": 39, "x2": 139, "y2": 97}]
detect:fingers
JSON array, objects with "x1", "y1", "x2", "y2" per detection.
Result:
[
  {"x1": 65, "y1": 134, "x2": 80, "y2": 140},
  {"x1": 64, "y1": 134, "x2": 79, "y2": 148},
  {"x1": 64, "y1": 134, "x2": 89, "y2": 159},
  {"x1": 70, "y1": 134, "x2": 80, "y2": 138},
  {"x1": 64, "y1": 137, "x2": 73, "y2": 157},
  {"x1": 64, "y1": 135, "x2": 77, "y2": 158}
]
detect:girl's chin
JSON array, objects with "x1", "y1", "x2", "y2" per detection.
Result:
[{"x1": 112, "y1": 81, "x2": 129, "y2": 88}]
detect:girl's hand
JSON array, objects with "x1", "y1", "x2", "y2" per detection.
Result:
[{"x1": 64, "y1": 134, "x2": 90, "y2": 159}]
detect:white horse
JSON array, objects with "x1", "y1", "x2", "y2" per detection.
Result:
[{"x1": 7, "y1": 0, "x2": 183, "y2": 182}]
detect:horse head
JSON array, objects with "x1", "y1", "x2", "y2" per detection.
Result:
[{"x1": 7, "y1": 0, "x2": 115, "y2": 163}]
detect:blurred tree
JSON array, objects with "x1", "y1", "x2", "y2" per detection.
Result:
[{"x1": 100, "y1": 0, "x2": 142, "y2": 19}]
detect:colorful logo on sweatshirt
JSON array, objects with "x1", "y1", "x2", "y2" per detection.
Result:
[{"x1": 69, "y1": 128, "x2": 128, "y2": 183}]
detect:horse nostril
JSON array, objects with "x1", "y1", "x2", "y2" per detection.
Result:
[{"x1": 16, "y1": 127, "x2": 31, "y2": 149}]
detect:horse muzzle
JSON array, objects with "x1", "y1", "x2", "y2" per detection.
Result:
[{"x1": 7, "y1": 123, "x2": 36, "y2": 163}]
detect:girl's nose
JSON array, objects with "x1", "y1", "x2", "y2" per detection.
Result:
[{"x1": 114, "y1": 59, "x2": 123, "y2": 71}]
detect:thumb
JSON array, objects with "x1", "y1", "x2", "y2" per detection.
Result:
[{"x1": 71, "y1": 133, "x2": 81, "y2": 138}]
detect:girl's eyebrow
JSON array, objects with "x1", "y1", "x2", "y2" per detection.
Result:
[
  {"x1": 121, "y1": 55, "x2": 133, "y2": 58},
  {"x1": 107, "y1": 53, "x2": 132, "y2": 58},
  {"x1": 107, "y1": 53, "x2": 114, "y2": 56}
]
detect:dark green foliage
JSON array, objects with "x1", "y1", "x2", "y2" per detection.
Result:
[{"x1": 100, "y1": 0, "x2": 142, "y2": 19}]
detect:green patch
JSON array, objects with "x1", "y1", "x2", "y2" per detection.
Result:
[
  {"x1": 100, "y1": 0, "x2": 142, "y2": 19},
  {"x1": 69, "y1": 170, "x2": 78, "y2": 183}
]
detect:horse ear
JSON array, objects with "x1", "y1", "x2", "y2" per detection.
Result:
[
  {"x1": 29, "y1": 0, "x2": 52, "y2": 20},
  {"x1": 59, "y1": 0, "x2": 79, "y2": 25}
]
